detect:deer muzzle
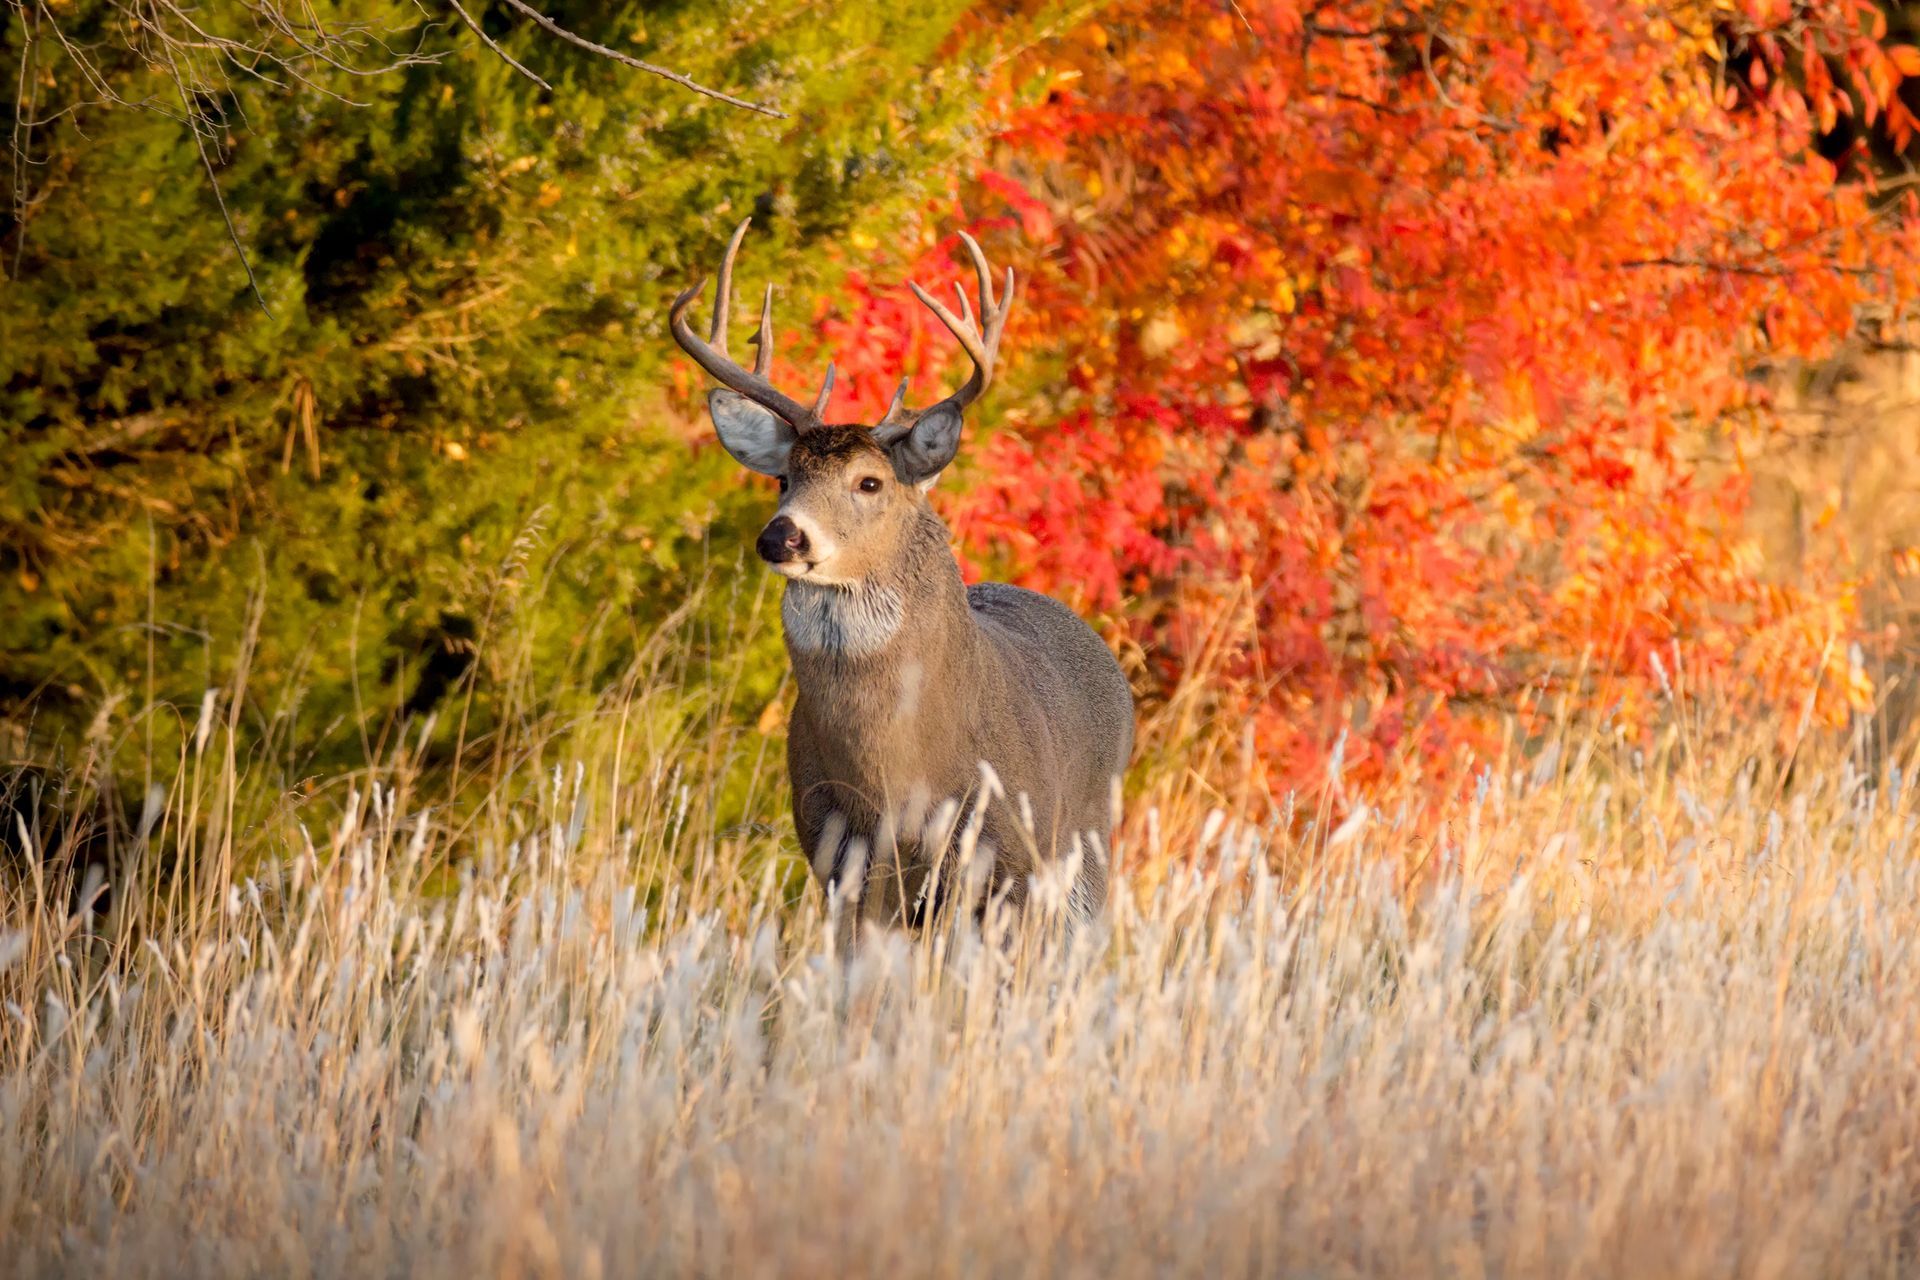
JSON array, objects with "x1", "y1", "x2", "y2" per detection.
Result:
[{"x1": 757, "y1": 515, "x2": 811, "y2": 566}]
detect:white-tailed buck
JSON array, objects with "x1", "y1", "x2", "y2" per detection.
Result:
[{"x1": 670, "y1": 219, "x2": 1134, "y2": 933}]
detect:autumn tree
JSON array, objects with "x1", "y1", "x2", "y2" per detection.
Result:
[{"x1": 805, "y1": 0, "x2": 1920, "y2": 794}]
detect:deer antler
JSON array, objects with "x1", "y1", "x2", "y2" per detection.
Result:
[
  {"x1": 670, "y1": 218, "x2": 836, "y2": 431},
  {"x1": 876, "y1": 231, "x2": 1015, "y2": 440}
]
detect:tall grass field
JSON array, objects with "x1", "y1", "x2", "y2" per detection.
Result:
[{"x1": 4, "y1": 612, "x2": 1918, "y2": 1279}]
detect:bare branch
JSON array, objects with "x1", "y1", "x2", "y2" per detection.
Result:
[
  {"x1": 8, "y1": 0, "x2": 42, "y2": 280},
  {"x1": 1617, "y1": 254, "x2": 1883, "y2": 279},
  {"x1": 494, "y1": 0, "x2": 786, "y2": 120},
  {"x1": 5, "y1": 0, "x2": 786, "y2": 302},
  {"x1": 447, "y1": 0, "x2": 549, "y2": 91},
  {"x1": 149, "y1": 1, "x2": 272, "y2": 316},
  {"x1": 33, "y1": 3, "x2": 144, "y2": 112}
]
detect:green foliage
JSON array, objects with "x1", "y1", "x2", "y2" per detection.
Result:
[{"x1": 1, "y1": 0, "x2": 991, "y2": 779}]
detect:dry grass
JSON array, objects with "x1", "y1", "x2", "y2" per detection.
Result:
[
  {"x1": 5, "y1": 642, "x2": 1920, "y2": 1277},
  {"x1": 1755, "y1": 343, "x2": 1920, "y2": 741}
]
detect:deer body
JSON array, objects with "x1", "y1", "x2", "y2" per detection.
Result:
[
  {"x1": 671, "y1": 220, "x2": 1134, "y2": 930},
  {"x1": 783, "y1": 500, "x2": 1133, "y2": 926}
]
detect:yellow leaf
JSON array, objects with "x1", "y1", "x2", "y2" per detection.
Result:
[
  {"x1": 756, "y1": 697, "x2": 787, "y2": 736},
  {"x1": 1140, "y1": 312, "x2": 1183, "y2": 357}
]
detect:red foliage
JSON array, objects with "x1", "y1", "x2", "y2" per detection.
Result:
[{"x1": 804, "y1": 1, "x2": 1920, "y2": 792}]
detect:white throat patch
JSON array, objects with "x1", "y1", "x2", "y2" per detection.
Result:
[{"x1": 783, "y1": 580, "x2": 905, "y2": 658}]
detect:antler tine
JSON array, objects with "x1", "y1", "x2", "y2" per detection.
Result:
[
  {"x1": 907, "y1": 280, "x2": 994, "y2": 372},
  {"x1": 669, "y1": 219, "x2": 820, "y2": 430},
  {"x1": 872, "y1": 378, "x2": 914, "y2": 441},
  {"x1": 750, "y1": 283, "x2": 775, "y2": 377},
  {"x1": 878, "y1": 230, "x2": 1015, "y2": 443},
  {"x1": 957, "y1": 229, "x2": 999, "y2": 314},
  {"x1": 812, "y1": 362, "x2": 837, "y2": 418},
  {"x1": 908, "y1": 254, "x2": 1014, "y2": 403},
  {"x1": 883, "y1": 378, "x2": 910, "y2": 423},
  {"x1": 952, "y1": 280, "x2": 976, "y2": 330},
  {"x1": 710, "y1": 218, "x2": 751, "y2": 352}
]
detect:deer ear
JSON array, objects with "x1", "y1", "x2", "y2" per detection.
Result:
[
  {"x1": 708, "y1": 389, "x2": 795, "y2": 476},
  {"x1": 888, "y1": 401, "x2": 964, "y2": 487}
]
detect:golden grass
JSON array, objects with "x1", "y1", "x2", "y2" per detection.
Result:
[{"x1": 5, "y1": 644, "x2": 1920, "y2": 1278}]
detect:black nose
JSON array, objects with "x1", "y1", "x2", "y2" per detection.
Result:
[{"x1": 757, "y1": 515, "x2": 809, "y2": 564}]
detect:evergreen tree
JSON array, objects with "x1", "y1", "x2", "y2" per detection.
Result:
[{"x1": 1, "y1": 1, "x2": 993, "y2": 775}]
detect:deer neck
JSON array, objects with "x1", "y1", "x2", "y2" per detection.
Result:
[{"x1": 780, "y1": 507, "x2": 972, "y2": 678}]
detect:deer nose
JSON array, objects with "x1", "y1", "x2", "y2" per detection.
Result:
[{"x1": 757, "y1": 515, "x2": 809, "y2": 564}]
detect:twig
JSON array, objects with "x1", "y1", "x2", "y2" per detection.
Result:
[
  {"x1": 8, "y1": 0, "x2": 42, "y2": 279},
  {"x1": 448, "y1": 0, "x2": 549, "y2": 91},
  {"x1": 1618, "y1": 254, "x2": 1880, "y2": 279},
  {"x1": 1224, "y1": 0, "x2": 1258, "y2": 42},
  {"x1": 34, "y1": 2, "x2": 143, "y2": 113},
  {"x1": 1322, "y1": 89, "x2": 1411, "y2": 117},
  {"x1": 239, "y1": 0, "x2": 439, "y2": 78},
  {"x1": 9, "y1": 0, "x2": 784, "y2": 308},
  {"x1": 152, "y1": 2, "x2": 273, "y2": 316},
  {"x1": 1304, "y1": 20, "x2": 1424, "y2": 39},
  {"x1": 494, "y1": 0, "x2": 785, "y2": 119},
  {"x1": 1617, "y1": 255, "x2": 1793, "y2": 278}
]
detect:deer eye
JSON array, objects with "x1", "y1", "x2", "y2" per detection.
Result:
[
  {"x1": 777, "y1": 475, "x2": 789, "y2": 492},
  {"x1": 857, "y1": 476, "x2": 883, "y2": 494}
]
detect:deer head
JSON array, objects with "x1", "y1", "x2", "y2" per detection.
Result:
[{"x1": 669, "y1": 219, "x2": 1012, "y2": 587}]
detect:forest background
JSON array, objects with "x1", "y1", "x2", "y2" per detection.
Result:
[{"x1": 6, "y1": 0, "x2": 1920, "y2": 844}]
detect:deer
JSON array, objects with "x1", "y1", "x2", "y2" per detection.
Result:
[{"x1": 669, "y1": 218, "x2": 1134, "y2": 939}]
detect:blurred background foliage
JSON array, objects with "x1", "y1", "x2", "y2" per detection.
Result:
[{"x1": 6, "y1": 0, "x2": 1920, "y2": 849}]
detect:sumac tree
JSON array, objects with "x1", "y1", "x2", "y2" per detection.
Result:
[{"x1": 803, "y1": 0, "x2": 1920, "y2": 793}]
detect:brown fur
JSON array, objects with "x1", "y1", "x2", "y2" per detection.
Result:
[{"x1": 771, "y1": 429, "x2": 1135, "y2": 935}]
